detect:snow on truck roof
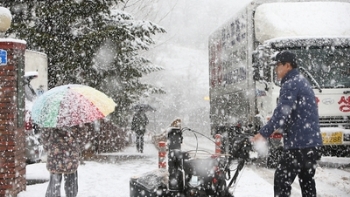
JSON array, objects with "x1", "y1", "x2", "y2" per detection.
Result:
[{"x1": 255, "y1": 2, "x2": 350, "y2": 43}]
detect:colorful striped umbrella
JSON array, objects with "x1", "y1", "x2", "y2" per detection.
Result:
[{"x1": 31, "y1": 84, "x2": 116, "y2": 128}]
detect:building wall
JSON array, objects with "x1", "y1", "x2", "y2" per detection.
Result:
[{"x1": 0, "y1": 39, "x2": 26, "y2": 197}]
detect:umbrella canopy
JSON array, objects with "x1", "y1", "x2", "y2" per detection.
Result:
[{"x1": 32, "y1": 84, "x2": 116, "y2": 128}]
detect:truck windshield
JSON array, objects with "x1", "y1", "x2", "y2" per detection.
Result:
[{"x1": 274, "y1": 47, "x2": 350, "y2": 88}]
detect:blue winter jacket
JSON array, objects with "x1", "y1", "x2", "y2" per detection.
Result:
[{"x1": 259, "y1": 69, "x2": 323, "y2": 150}]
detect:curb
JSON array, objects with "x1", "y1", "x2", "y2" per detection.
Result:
[{"x1": 91, "y1": 154, "x2": 150, "y2": 163}]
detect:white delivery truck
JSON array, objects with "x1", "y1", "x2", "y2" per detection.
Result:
[{"x1": 209, "y1": 0, "x2": 350, "y2": 167}]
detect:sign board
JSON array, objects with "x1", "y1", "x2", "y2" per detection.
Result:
[{"x1": 0, "y1": 49, "x2": 7, "y2": 65}]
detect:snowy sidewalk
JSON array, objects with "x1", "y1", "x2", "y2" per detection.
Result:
[
  {"x1": 25, "y1": 142, "x2": 158, "y2": 185},
  {"x1": 21, "y1": 142, "x2": 160, "y2": 197}
]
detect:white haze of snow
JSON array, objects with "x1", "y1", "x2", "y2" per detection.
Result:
[
  {"x1": 138, "y1": 0, "x2": 253, "y2": 132},
  {"x1": 252, "y1": 138, "x2": 269, "y2": 157},
  {"x1": 15, "y1": 1, "x2": 350, "y2": 196},
  {"x1": 255, "y1": 2, "x2": 350, "y2": 43}
]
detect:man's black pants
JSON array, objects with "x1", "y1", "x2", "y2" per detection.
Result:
[{"x1": 274, "y1": 147, "x2": 321, "y2": 197}]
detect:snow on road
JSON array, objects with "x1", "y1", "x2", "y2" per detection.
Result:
[
  {"x1": 182, "y1": 135, "x2": 350, "y2": 197},
  {"x1": 20, "y1": 136, "x2": 350, "y2": 197},
  {"x1": 247, "y1": 164, "x2": 350, "y2": 197}
]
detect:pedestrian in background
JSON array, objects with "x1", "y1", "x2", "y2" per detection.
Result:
[
  {"x1": 42, "y1": 126, "x2": 85, "y2": 197},
  {"x1": 131, "y1": 109, "x2": 149, "y2": 153},
  {"x1": 36, "y1": 85, "x2": 45, "y2": 96},
  {"x1": 251, "y1": 51, "x2": 323, "y2": 197}
]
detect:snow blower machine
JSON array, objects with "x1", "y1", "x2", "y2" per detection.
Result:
[{"x1": 129, "y1": 127, "x2": 252, "y2": 197}]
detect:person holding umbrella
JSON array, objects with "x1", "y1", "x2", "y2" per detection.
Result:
[
  {"x1": 31, "y1": 85, "x2": 117, "y2": 197},
  {"x1": 42, "y1": 126, "x2": 85, "y2": 197},
  {"x1": 131, "y1": 108, "x2": 149, "y2": 153}
]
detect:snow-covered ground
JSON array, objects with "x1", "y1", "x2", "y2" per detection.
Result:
[{"x1": 20, "y1": 136, "x2": 350, "y2": 197}]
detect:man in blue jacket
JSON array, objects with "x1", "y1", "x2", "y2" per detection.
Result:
[{"x1": 252, "y1": 51, "x2": 323, "y2": 197}]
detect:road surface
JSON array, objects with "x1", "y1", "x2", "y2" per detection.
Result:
[{"x1": 181, "y1": 135, "x2": 350, "y2": 197}]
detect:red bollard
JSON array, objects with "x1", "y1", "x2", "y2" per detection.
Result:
[
  {"x1": 215, "y1": 134, "x2": 222, "y2": 155},
  {"x1": 158, "y1": 141, "x2": 167, "y2": 168}
]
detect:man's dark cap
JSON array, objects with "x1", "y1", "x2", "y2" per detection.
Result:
[{"x1": 272, "y1": 50, "x2": 297, "y2": 68}]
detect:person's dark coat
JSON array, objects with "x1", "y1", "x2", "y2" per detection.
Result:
[
  {"x1": 131, "y1": 111, "x2": 149, "y2": 135},
  {"x1": 42, "y1": 127, "x2": 82, "y2": 174},
  {"x1": 259, "y1": 69, "x2": 323, "y2": 150}
]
